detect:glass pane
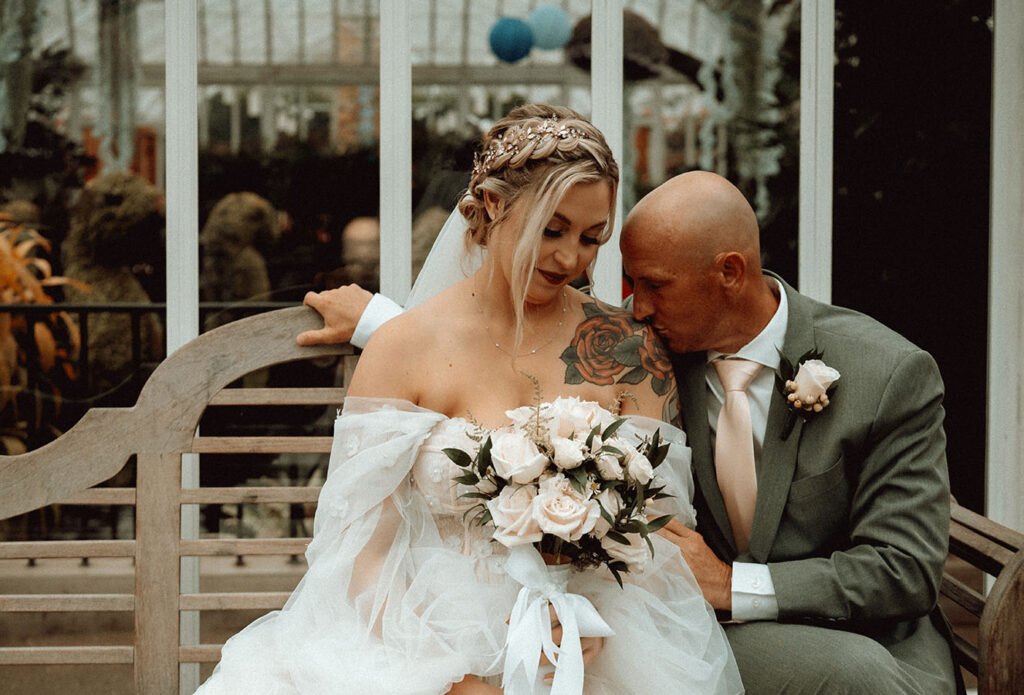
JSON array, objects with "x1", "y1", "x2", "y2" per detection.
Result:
[
  {"x1": 194, "y1": 3, "x2": 381, "y2": 589},
  {"x1": 1, "y1": 1, "x2": 167, "y2": 687},
  {"x1": 409, "y1": 0, "x2": 593, "y2": 288},
  {"x1": 0, "y1": 0, "x2": 167, "y2": 445},
  {"x1": 832, "y1": 0, "x2": 993, "y2": 514},
  {"x1": 622, "y1": 0, "x2": 801, "y2": 288}
]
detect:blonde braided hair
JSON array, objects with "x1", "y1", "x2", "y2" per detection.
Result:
[{"x1": 457, "y1": 104, "x2": 619, "y2": 357}]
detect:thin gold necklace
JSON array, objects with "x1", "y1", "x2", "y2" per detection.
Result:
[{"x1": 472, "y1": 277, "x2": 568, "y2": 357}]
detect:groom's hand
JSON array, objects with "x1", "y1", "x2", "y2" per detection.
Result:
[
  {"x1": 297, "y1": 284, "x2": 372, "y2": 346},
  {"x1": 658, "y1": 520, "x2": 733, "y2": 611}
]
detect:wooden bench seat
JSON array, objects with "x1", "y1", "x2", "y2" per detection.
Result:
[{"x1": 1, "y1": 306, "x2": 1022, "y2": 693}]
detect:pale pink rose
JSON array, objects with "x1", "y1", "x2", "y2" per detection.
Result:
[
  {"x1": 487, "y1": 485, "x2": 543, "y2": 548},
  {"x1": 791, "y1": 359, "x2": 840, "y2": 404},
  {"x1": 601, "y1": 532, "x2": 651, "y2": 572},
  {"x1": 545, "y1": 397, "x2": 615, "y2": 442},
  {"x1": 490, "y1": 430, "x2": 548, "y2": 484},
  {"x1": 623, "y1": 447, "x2": 654, "y2": 485},
  {"x1": 592, "y1": 488, "x2": 624, "y2": 536},
  {"x1": 505, "y1": 405, "x2": 541, "y2": 432},
  {"x1": 533, "y1": 474, "x2": 600, "y2": 542},
  {"x1": 551, "y1": 435, "x2": 586, "y2": 470}
]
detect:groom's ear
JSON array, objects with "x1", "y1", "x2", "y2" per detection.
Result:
[{"x1": 715, "y1": 251, "x2": 747, "y2": 292}]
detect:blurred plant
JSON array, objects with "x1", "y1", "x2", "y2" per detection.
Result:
[{"x1": 0, "y1": 211, "x2": 85, "y2": 453}]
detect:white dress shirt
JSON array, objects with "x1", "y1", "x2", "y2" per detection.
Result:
[
  {"x1": 705, "y1": 278, "x2": 788, "y2": 621},
  {"x1": 351, "y1": 294, "x2": 403, "y2": 348}
]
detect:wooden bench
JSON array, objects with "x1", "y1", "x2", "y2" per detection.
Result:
[
  {"x1": 1, "y1": 306, "x2": 1022, "y2": 693},
  {"x1": 942, "y1": 500, "x2": 1024, "y2": 693}
]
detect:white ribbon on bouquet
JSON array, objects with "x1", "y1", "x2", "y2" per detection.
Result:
[{"x1": 501, "y1": 546, "x2": 614, "y2": 695}]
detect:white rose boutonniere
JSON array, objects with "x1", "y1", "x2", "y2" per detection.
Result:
[{"x1": 775, "y1": 349, "x2": 840, "y2": 439}]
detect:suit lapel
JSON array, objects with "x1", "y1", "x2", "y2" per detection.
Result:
[
  {"x1": 672, "y1": 351, "x2": 737, "y2": 556},
  {"x1": 747, "y1": 276, "x2": 816, "y2": 561}
]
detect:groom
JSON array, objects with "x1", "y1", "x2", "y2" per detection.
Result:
[
  {"x1": 297, "y1": 172, "x2": 959, "y2": 694},
  {"x1": 619, "y1": 172, "x2": 958, "y2": 694}
]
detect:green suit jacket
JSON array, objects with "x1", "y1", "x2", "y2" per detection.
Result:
[{"x1": 671, "y1": 274, "x2": 957, "y2": 685}]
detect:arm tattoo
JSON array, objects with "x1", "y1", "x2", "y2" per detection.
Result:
[{"x1": 560, "y1": 301, "x2": 676, "y2": 399}]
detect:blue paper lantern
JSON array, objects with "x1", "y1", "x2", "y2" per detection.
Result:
[
  {"x1": 527, "y1": 5, "x2": 572, "y2": 50},
  {"x1": 489, "y1": 17, "x2": 533, "y2": 63}
]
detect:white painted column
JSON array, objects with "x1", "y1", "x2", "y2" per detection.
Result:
[
  {"x1": 797, "y1": 0, "x2": 834, "y2": 302},
  {"x1": 379, "y1": 0, "x2": 412, "y2": 305},
  {"x1": 165, "y1": 2, "x2": 200, "y2": 691},
  {"x1": 589, "y1": 0, "x2": 624, "y2": 304},
  {"x1": 986, "y1": 0, "x2": 1024, "y2": 534}
]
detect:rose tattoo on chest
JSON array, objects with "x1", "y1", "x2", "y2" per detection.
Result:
[{"x1": 560, "y1": 301, "x2": 675, "y2": 399}]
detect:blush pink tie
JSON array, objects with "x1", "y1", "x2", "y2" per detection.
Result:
[{"x1": 713, "y1": 358, "x2": 763, "y2": 554}]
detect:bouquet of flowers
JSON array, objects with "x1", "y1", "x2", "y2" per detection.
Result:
[{"x1": 444, "y1": 396, "x2": 674, "y2": 586}]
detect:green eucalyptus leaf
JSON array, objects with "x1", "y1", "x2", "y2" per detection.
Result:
[
  {"x1": 476, "y1": 436, "x2": 493, "y2": 477},
  {"x1": 459, "y1": 492, "x2": 493, "y2": 500},
  {"x1": 602, "y1": 418, "x2": 625, "y2": 440},
  {"x1": 605, "y1": 530, "x2": 630, "y2": 545},
  {"x1": 443, "y1": 448, "x2": 473, "y2": 469},
  {"x1": 645, "y1": 515, "x2": 673, "y2": 533}
]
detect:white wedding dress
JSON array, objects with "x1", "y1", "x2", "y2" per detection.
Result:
[{"x1": 197, "y1": 397, "x2": 742, "y2": 695}]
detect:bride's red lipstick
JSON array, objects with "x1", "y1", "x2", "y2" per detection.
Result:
[{"x1": 537, "y1": 269, "x2": 567, "y2": 285}]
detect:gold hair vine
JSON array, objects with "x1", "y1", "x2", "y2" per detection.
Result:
[{"x1": 471, "y1": 117, "x2": 586, "y2": 179}]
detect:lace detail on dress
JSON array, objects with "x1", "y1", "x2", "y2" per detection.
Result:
[{"x1": 414, "y1": 417, "x2": 509, "y2": 582}]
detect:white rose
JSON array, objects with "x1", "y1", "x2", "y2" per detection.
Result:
[
  {"x1": 490, "y1": 430, "x2": 548, "y2": 484},
  {"x1": 791, "y1": 359, "x2": 840, "y2": 404},
  {"x1": 596, "y1": 436, "x2": 635, "y2": 481},
  {"x1": 486, "y1": 485, "x2": 543, "y2": 548},
  {"x1": 505, "y1": 405, "x2": 541, "y2": 431},
  {"x1": 546, "y1": 397, "x2": 615, "y2": 442},
  {"x1": 600, "y1": 533, "x2": 651, "y2": 573},
  {"x1": 593, "y1": 488, "x2": 624, "y2": 536},
  {"x1": 533, "y1": 474, "x2": 600, "y2": 542},
  {"x1": 594, "y1": 450, "x2": 624, "y2": 481},
  {"x1": 619, "y1": 444, "x2": 653, "y2": 485},
  {"x1": 551, "y1": 435, "x2": 586, "y2": 470}
]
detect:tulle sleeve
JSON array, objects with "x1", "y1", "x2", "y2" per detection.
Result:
[
  {"x1": 618, "y1": 414, "x2": 697, "y2": 529},
  {"x1": 198, "y1": 398, "x2": 513, "y2": 695}
]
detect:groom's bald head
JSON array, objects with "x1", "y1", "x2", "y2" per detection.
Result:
[
  {"x1": 624, "y1": 171, "x2": 761, "y2": 270},
  {"x1": 621, "y1": 171, "x2": 777, "y2": 354}
]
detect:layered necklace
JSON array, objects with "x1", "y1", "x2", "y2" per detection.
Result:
[{"x1": 472, "y1": 277, "x2": 568, "y2": 357}]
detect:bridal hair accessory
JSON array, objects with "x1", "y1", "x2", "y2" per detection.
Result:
[
  {"x1": 775, "y1": 349, "x2": 840, "y2": 439},
  {"x1": 472, "y1": 117, "x2": 587, "y2": 180}
]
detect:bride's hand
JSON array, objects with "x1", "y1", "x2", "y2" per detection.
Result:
[
  {"x1": 538, "y1": 604, "x2": 605, "y2": 684},
  {"x1": 446, "y1": 675, "x2": 502, "y2": 694},
  {"x1": 297, "y1": 284, "x2": 373, "y2": 346}
]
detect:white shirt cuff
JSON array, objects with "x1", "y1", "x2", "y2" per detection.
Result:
[
  {"x1": 731, "y1": 562, "x2": 779, "y2": 621},
  {"x1": 351, "y1": 294, "x2": 404, "y2": 349}
]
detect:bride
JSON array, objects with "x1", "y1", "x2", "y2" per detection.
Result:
[{"x1": 197, "y1": 104, "x2": 741, "y2": 694}]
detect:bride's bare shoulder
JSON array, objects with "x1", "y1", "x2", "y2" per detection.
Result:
[{"x1": 346, "y1": 282, "x2": 472, "y2": 400}]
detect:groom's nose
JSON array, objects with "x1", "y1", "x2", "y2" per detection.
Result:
[{"x1": 631, "y1": 287, "x2": 654, "y2": 322}]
